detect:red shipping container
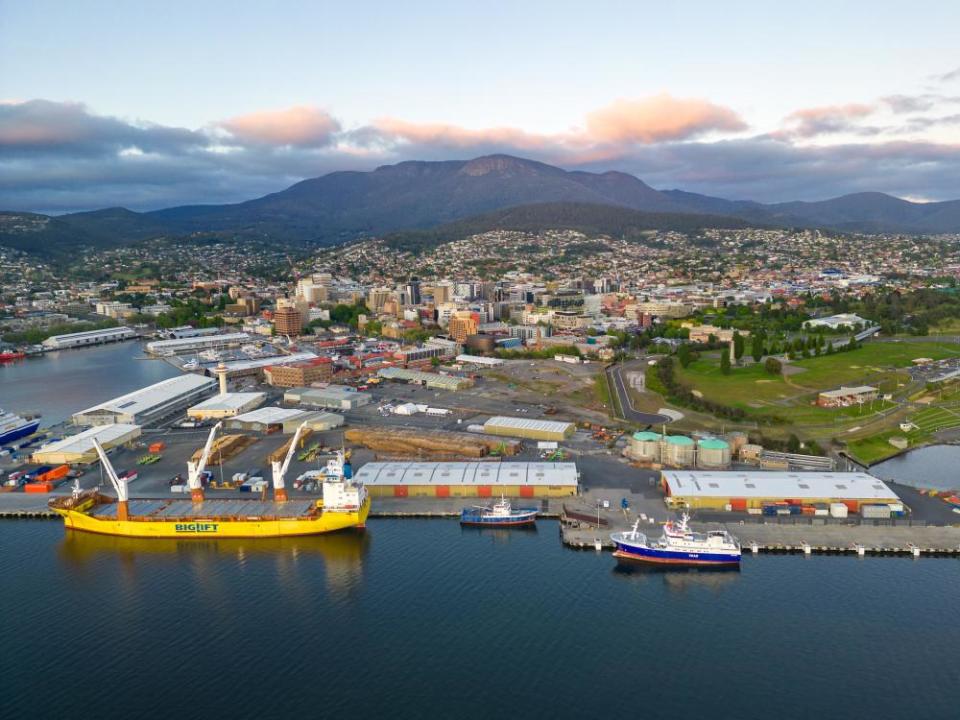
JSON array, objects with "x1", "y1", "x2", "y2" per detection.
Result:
[
  {"x1": 477, "y1": 486, "x2": 492, "y2": 497},
  {"x1": 843, "y1": 500, "x2": 859, "y2": 512},
  {"x1": 393, "y1": 485, "x2": 408, "y2": 498},
  {"x1": 730, "y1": 498, "x2": 747, "y2": 512},
  {"x1": 520, "y1": 486, "x2": 535, "y2": 498},
  {"x1": 24, "y1": 482, "x2": 54, "y2": 493},
  {"x1": 148, "y1": 442, "x2": 166, "y2": 453},
  {"x1": 435, "y1": 485, "x2": 450, "y2": 498}
]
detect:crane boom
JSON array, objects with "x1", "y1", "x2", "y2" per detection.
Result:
[
  {"x1": 187, "y1": 421, "x2": 222, "y2": 503},
  {"x1": 272, "y1": 421, "x2": 307, "y2": 502},
  {"x1": 92, "y1": 437, "x2": 129, "y2": 520}
]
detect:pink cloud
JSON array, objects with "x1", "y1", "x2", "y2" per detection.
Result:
[
  {"x1": 584, "y1": 95, "x2": 747, "y2": 143},
  {"x1": 221, "y1": 106, "x2": 340, "y2": 147},
  {"x1": 778, "y1": 103, "x2": 876, "y2": 138},
  {"x1": 372, "y1": 117, "x2": 554, "y2": 151}
]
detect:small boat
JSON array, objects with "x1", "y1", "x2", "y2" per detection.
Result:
[
  {"x1": 460, "y1": 495, "x2": 538, "y2": 527},
  {"x1": 0, "y1": 351, "x2": 26, "y2": 363},
  {"x1": 611, "y1": 513, "x2": 741, "y2": 567}
]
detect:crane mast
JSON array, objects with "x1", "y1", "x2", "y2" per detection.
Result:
[
  {"x1": 91, "y1": 437, "x2": 129, "y2": 521},
  {"x1": 272, "y1": 421, "x2": 307, "y2": 502},
  {"x1": 187, "y1": 421, "x2": 222, "y2": 503}
]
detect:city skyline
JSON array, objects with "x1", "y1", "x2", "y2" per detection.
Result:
[{"x1": 2, "y1": 1, "x2": 960, "y2": 212}]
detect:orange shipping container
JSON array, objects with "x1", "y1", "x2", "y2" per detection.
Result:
[
  {"x1": 42, "y1": 465, "x2": 70, "y2": 481},
  {"x1": 435, "y1": 485, "x2": 450, "y2": 498},
  {"x1": 148, "y1": 442, "x2": 166, "y2": 453},
  {"x1": 730, "y1": 498, "x2": 747, "y2": 512},
  {"x1": 520, "y1": 486, "x2": 535, "y2": 498},
  {"x1": 393, "y1": 486, "x2": 408, "y2": 498},
  {"x1": 24, "y1": 482, "x2": 54, "y2": 493},
  {"x1": 843, "y1": 500, "x2": 859, "y2": 512},
  {"x1": 477, "y1": 485, "x2": 492, "y2": 497}
]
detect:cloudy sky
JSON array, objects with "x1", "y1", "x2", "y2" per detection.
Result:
[{"x1": 2, "y1": 0, "x2": 959, "y2": 214}]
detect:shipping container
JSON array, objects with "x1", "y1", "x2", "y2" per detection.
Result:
[
  {"x1": 829, "y1": 503, "x2": 849, "y2": 518},
  {"x1": 730, "y1": 498, "x2": 748, "y2": 512},
  {"x1": 24, "y1": 481, "x2": 54, "y2": 493},
  {"x1": 861, "y1": 504, "x2": 892, "y2": 519},
  {"x1": 148, "y1": 442, "x2": 166, "y2": 453}
]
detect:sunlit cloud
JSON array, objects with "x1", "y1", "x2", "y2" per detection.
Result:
[{"x1": 219, "y1": 106, "x2": 341, "y2": 148}]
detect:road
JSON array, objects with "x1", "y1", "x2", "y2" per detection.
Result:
[{"x1": 604, "y1": 363, "x2": 672, "y2": 426}]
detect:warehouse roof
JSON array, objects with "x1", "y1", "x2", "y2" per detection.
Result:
[
  {"x1": 484, "y1": 416, "x2": 575, "y2": 433},
  {"x1": 455, "y1": 354, "x2": 503, "y2": 366},
  {"x1": 662, "y1": 470, "x2": 899, "y2": 501},
  {"x1": 354, "y1": 461, "x2": 579, "y2": 487},
  {"x1": 35, "y1": 424, "x2": 141, "y2": 455},
  {"x1": 819, "y1": 385, "x2": 877, "y2": 398},
  {"x1": 290, "y1": 385, "x2": 360, "y2": 400},
  {"x1": 75, "y1": 375, "x2": 216, "y2": 418},
  {"x1": 377, "y1": 367, "x2": 472, "y2": 388},
  {"x1": 230, "y1": 406, "x2": 310, "y2": 424},
  {"x1": 188, "y1": 392, "x2": 265, "y2": 412},
  {"x1": 45, "y1": 326, "x2": 135, "y2": 341},
  {"x1": 221, "y1": 351, "x2": 318, "y2": 372},
  {"x1": 146, "y1": 332, "x2": 250, "y2": 352}
]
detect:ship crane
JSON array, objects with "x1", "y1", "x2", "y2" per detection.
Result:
[
  {"x1": 91, "y1": 437, "x2": 129, "y2": 521},
  {"x1": 272, "y1": 421, "x2": 307, "y2": 503},
  {"x1": 187, "y1": 421, "x2": 222, "y2": 503}
]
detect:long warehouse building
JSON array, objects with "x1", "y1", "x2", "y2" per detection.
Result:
[
  {"x1": 661, "y1": 470, "x2": 900, "y2": 511},
  {"x1": 354, "y1": 461, "x2": 579, "y2": 498},
  {"x1": 72, "y1": 374, "x2": 217, "y2": 426},
  {"x1": 144, "y1": 332, "x2": 250, "y2": 356},
  {"x1": 32, "y1": 424, "x2": 141, "y2": 465},
  {"x1": 483, "y1": 416, "x2": 576, "y2": 442},
  {"x1": 42, "y1": 326, "x2": 137, "y2": 350}
]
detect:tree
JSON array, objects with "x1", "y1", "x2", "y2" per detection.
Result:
[
  {"x1": 720, "y1": 350, "x2": 731, "y2": 375},
  {"x1": 786, "y1": 434, "x2": 801, "y2": 453},
  {"x1": 751, "y1": 334, "x2": 764, "y2": 363},
  {"x1": 430, "y1": 356, "x2": 441, "y2": 367},
  {"x1": 733, "y1": 332, "x2": 744, "y2": 361},
  {"x1": 677, "y1": 343, "x2": 693, "y2": 368},
  {"x1": 764, "y1": 357, "x2": 782, "y2": 375}
]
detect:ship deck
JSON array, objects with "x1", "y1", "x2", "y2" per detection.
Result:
[{"x1": 89, "y1": 499, "x2": 316, "y2": 520}]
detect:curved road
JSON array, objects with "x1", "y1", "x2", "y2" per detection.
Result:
[{"x1": 605, "y1": 363, "x2": 672, "y2": 426}]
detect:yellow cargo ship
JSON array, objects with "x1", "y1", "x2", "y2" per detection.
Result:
[
  {"x1": 49, "y1": 421, "x2": 369, "y2": 539},
  {"x1": 50, "y1": 491, "x2": 370, "y2": 538}
]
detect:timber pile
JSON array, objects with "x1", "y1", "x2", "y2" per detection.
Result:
[
  {"x1": 191, "y1": 434, "x2": 256, "y2": 465},
  {"x1": 266, "y1": 428, "x2": 315, "y2": 464},
  {"x1": 344, "y1": 427, "x2": 520, "y2": 458}
]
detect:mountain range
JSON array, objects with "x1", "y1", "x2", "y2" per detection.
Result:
[{"x1": 2, "y1": 154, "x2": 959, "y2": 257}]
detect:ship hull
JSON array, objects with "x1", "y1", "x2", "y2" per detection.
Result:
[
  {"x1": 0, "y1": 420, "x2": 40, "y2": 445},
  {"x1": 613, "y1": 542, "x2": 740, "y2": 566},
  {"x1": 460, "y1": 509, "x2": 538, "y2": 527},
  {"x1": 52, "y1": 495, "x2": 370, "y2": 539}
]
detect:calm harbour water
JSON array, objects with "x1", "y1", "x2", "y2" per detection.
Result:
[
  {"x1": 1, "y1": 518, "x2": 957, "y2": 720},
  {"x1": 0, "y1": 341, "x2": 179, "y2": 425},
  {"x1": 871, "y1": 444, "x2": 960, "y2": 491}
]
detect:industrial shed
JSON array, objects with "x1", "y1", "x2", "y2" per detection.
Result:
[
  {"x1": 483, "y1": 416, "x2": 575, "y2": 442},
  {"x1": 224, "y1": 407, "x2": 313, "y2": 433},
  {"x1": 32, "y1": 424, "x2": 141, "y2": 465},
  {"x1": 354, "y1": 461, "x2": 579, "y2": 498},
  {"x1": 72, "y1": 375, "x2": 216, "y2": 426},
  {"x1": 187, "y1": 392, "x2": 266, "y2": 420},
  {"x1": 377, "y1": 367, "x2": 474, "y2": 391},
  {"x1": 661, "y1": 470, "x2": 900, "y2": 511},
  {"x1": 285, "y1": 385, "x2": 371, "y2": 410},
  {"x1": 281, "y1": 411, "x2": 344, "y2": 434}
]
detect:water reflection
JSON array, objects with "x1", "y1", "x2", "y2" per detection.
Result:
[
  {"x1": 612, "y1": 562, "x2": 740, "y2": 594},
  {"x1": 59, "y1": 529, "x2": 371, "y2": 598},
  {"x1": 459, "y1": 524, "x2": 538, "y2": 545}
]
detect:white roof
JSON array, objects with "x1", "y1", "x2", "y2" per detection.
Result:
[
  {"x1": 146, "y1": 332, "x2": 250, "y2": 351},
  {"x1": 75, "y1": 374, "x2": 216, "y2": 417},
  {"x1": 36, "y1": 424, "x2": 140, "y2": 454},
  {"x1": 455, "y1": 354, "x2": 503, "y2": 365},
  {"x1": 354, "y1": 461, "x2": 580, "y2": 487},
  {"x1": 45, "y1": 326, "x2": 134, "y2": 341},
  {"x1": 297, "y1": 385, "x2": 359, "y2": 399},
  {"x1": 222, "y1": 352, "x2": 317, "y2": 372},
  {"x1": 819, "y1": 385, "x2": 877, "y2": 398},
  {"x1": 230, "y1": 406, "x2": 309, "y2": 424},
  {"x1": 484, "y1": 416, "x2": 575, "y2": 433},
  {"x1": 662, "y1": 470, "x2": 899, "y2": 501},
  {"x1": 189, "y1": 392, "x2": 265, "y2": 412}
]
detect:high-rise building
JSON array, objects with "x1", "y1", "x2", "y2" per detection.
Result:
[
  {"x1": 274, "y1": 306, "x2": 302, "y2": 336},
  {"x1": 404, "y1": 279, "x2": 422, "y2": 306},
  {"x1": 448, "y1": 311, "x2": 480, "y2": 343}
]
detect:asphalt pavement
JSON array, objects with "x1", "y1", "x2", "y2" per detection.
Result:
[{"x1": 604, "y1": 363, "x2": 671, "y2": 426}]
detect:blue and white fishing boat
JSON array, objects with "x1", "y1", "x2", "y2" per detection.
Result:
[
  {"x1": 611, "y1": 514, "x2": 741, "y2": 566},
  {"x1": 460, "y1": 495, "x2": 538, "y2": 527},
  {"x1": 0, "y1": 409, "x2": 40, "y2": 446}
]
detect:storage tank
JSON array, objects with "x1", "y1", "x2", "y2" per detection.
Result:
[
  {"x1": 627, "y1": 431, "x2": 661, "y2": 462},
  {"x1": 697, "y1": 438, "x2": 731, "y2": 469},
  {"x1": 663, "y1": 435, "x2": 695, "y2": 467},
  {"x1": 727, "y1": 431, "x2": 748, "y2": 454},
  {"x1": 739, "y1": 443, "x2": 763, "y2": 464}
]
